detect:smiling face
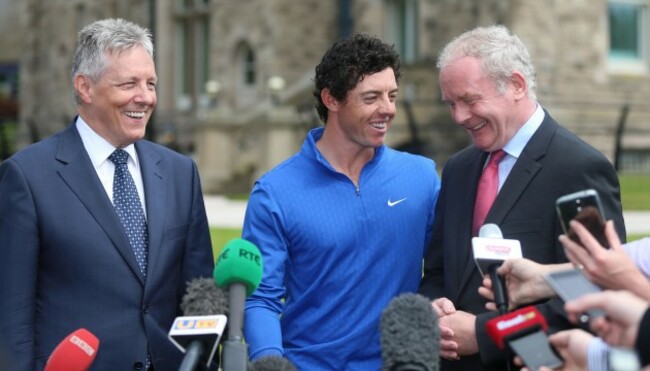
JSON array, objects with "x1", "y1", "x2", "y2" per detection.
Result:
[
  {"x1": 439, "y1": 56, "x2": 525, "y2": 152},
  {"x1": 327, "y1": 67, "x2": 398, "y2": 150},
  {"x1": 75, "y1": 45, "x2": 157, "y2": 148}
]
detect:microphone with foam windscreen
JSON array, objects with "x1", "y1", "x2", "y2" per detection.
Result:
[
  {"x1": 44, "y1": 328, "x2": 99, "y2": 371},
  {"x1": 380, "y1": 293, "x2": 439, "y2": 371},
  {"x1": 168, "y1": 277, "x2": 229, "y2": 371},
  {"x1": 486, "y1": 306, "x2": 563, "y2": 370},
  {"x1": 214, "y1": 238, "x2": 264, "y2": 371},
  {"x1": 472, "y1": 223, "x2": 522, "y2": 314},
  {"x1": 248, "y1": 355, "x2": 297, "y2": 371}
]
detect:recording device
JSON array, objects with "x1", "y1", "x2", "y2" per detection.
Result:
[
  {"x1": 214, "y1": 238, "x2": 264, "y2": 371},
  {"x1": 248, "y1": 356, "x2": 297, "y2": 371},
  {"x1": 544, "y1": 268, "x2": 604, "y2": 320},
  {"x1": 486, "y1": 307, "x2": 563, "y2": 371},
  {"x1": 44, "y1": 328, "x2": 100, "y2": 371},
  {"x1": 556, "y1": 189, "x2": 608, "y2": 248},
  {"x1": 168, "y1": 277, "x2": 229, "y2": 371},
  {"x1": 380, "y1": 293, "x2": 439, "y2": 371},
  {"x1": 472, "y1": 224, "x2": 522, "y2": 314}
]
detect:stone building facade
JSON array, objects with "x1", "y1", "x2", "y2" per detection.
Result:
[{"x1": 9, "y1": 0, "x2": 650, "y2": 193}]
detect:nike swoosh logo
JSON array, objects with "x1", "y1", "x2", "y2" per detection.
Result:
[{"x1": 387, "y1": 198, "x2": 407, "y2": 207}]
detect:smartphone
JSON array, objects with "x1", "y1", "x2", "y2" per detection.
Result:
[
  {"x1": 545, "y1": 268, "x2": 604, "y2": 319},
  {"x1": 556, "y1": 189, "x2": 609, "y2": 248}
]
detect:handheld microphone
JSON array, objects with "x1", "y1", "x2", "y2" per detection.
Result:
[
  {"x1": 44, "y1": 328, "x2": 99, "y2": 371},
  {"x1": 213, "y1": 238, "x2": 264, "y2": 371},
  {"x1": 486, "y1": 306, "x2": 563, "y2": 370},
  {"x1": 380, "y1": 293, "x2": 439, "y2": 371},
  {"x1": 248, "y1": 356, "x2": 297, "y2": 371},
  {"x1": 472, "y1": 224, "x2": 522, "y2": 314},
  {"x1": 168, "y1": 277, "x2": 229, "y2": 371}
]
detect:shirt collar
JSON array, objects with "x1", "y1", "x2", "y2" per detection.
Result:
[
  {"x1": 75, "y1": 116, "x2": 139, "y2": 168},
  {"x1": 502, "y1": 103, "x2": 544, "y2": 159}
]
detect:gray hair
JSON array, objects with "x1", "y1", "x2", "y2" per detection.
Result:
[
  {"x1": 437, "y1": 25, "x2": 537, "y2": 100},
  {"x1": 71, "y1": 18, "x2": 154, "y2": 104}
]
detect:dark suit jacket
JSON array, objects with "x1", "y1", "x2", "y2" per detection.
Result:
[
  {"x1": 0, "y1": 122, "x2": 214, "y2": 370},
  {"x1": 420, "y1": 112, "x2": 625, "y2": 371}
]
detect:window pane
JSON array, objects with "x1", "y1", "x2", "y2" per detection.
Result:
[{"x1": 609, "y1": 3, "x2": 641, "y2": 59}]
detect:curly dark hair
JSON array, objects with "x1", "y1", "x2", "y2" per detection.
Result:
[{"x1": 313, "y1": 33, "x2": 402, "y2": 123}]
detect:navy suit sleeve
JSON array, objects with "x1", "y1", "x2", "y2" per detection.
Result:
[
  {"x1": 0, "y1": 159, "x2": 39, "y2": 370},
  {"x1": 179, "y1": 160, "x2": 214, "y2": 303}
]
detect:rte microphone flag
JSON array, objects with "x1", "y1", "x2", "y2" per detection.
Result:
[
  {"x1": 486, "y1": 306, "x2": 563, "y2": 370},
  {"x1": 44, "y1": 328, "x2": 99, "y2": 371},
  {"x1": 214, "y1": 238, "x2": 264, "y2": 371}
]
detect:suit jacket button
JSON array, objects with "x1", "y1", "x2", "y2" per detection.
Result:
[
  {"x1": 134, "y1": 361, "x2": 144, "y2": 370},
  {"x1": 142, "y1": 304, "x2": 150, "y2": 314}
]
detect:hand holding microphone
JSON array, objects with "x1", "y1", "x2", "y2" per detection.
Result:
[
  {"x1": 44, "y1": 328, "x2": 99, "y2": 371},
  {"x1": 478, "y1": 258, "x2": 571, "y2": 311},
  {"x1": 472, "y1": 224, "x2": 522, "y2": 314}
]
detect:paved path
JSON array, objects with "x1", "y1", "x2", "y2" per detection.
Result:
[{"x1": 204, "y1": 195, "x2": 650, "y2": 235}]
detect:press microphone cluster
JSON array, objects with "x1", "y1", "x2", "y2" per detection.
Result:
[
  {"x1": 44, "y1": 328, "x2": 100, "y2": 371},
  {"x1": 169, "y1": 277, "x2": 229, "y2": 371},
  {"x1": 472, "y1": 223, "x2": 522, "y2": 314},
  {"x1": 380, "y1": 293, "x2": 440, "y2": 371},
  {"x1": 214, "y1": 238, "x2": 264, "y2": 371},
  {"x1": 486, "y1": 306, "x2": 563, "y2": 370}
]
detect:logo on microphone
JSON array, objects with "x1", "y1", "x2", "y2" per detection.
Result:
[
  {"x1": 70, "y1": 335, "x2": 96, "y2": 356},
  {"x1": 485, "y1": 244, "x2": 512, "y2": 256},
  {"x1": 496, "y1": 311, "x2": 537, "y2": 331}
]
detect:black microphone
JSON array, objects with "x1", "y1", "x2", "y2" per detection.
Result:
[
  {"x1": 213, "y1": 239, "x2": 264, "y2": 371},
  {"x1": 472, "y1": 223, "x2": 522, "y2": 314},
  {"x1": 248, "y1": 356, "x2": 297, "y2": 371},
  {"x1": 168, "y1": 277, "x2": 229, "y2": 371},
  {"x1": 380, "y1": 293, "x2": 439, "y2": 371}
]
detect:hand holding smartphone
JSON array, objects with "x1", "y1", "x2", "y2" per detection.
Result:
[{"x1": 556, "y1": 189, "x2": 609, "y2": 248}]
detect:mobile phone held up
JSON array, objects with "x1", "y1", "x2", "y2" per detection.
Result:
[{"x1": 555, "y1": 189, "x2": 609, "y2": 248}]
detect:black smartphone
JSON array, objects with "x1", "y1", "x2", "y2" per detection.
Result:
[
  {"x1": 545, "y1": 268, "x2": 604, "y2": 319},
  {"x1": 556, "y1": 189, "x2": 609, "y2": 248}
]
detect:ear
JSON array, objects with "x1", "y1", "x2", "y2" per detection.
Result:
[
  {"x1": 74, "y1": 74, "x2": 93, "y2": 104},
  {"x1": 510, "y1": 71, "x2": 528, "y2": 101},
  {"x1": 321, "y1": 88, "x2": 340, "y2": 113}
]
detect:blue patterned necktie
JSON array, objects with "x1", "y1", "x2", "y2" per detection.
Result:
[{"x1": 109, "y1": 149, "x2": 148, "y2": 278}]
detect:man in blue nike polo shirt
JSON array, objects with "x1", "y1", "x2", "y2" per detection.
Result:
[{"x1": 242, "y1": 33, "x2": 441, "y2": 370}]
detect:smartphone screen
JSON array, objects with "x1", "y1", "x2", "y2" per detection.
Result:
[
  {"x1": 545, "y1": 268, "x2": 604, "y2": 319},
  {"x1": 556, "y1": 189, "x2": 609, "y2": 248}
]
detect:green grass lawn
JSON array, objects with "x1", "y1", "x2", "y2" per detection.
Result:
[
  {"x1": 619, "y1": 173, "x2": 650, "y2": 210},
  {"x1": 210, "y1": 227, "x2": 242, "y2": 261}
]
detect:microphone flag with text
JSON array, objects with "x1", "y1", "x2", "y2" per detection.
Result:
[
  {"x1": 472, "y1": 223, "x2": 522, "y2": 314},
  {"x1": 44, "y1": 328, "x2": 99, "y2": 371},
  {"x1": 168, "y1": 277, "x2": 229, "y2": 371},
  {"x1": 486, "y1": 306, "x2": 563, "y2": 370},
  {"x1": 214, "y1": 238, "x2": 264, "y2": 371},
  {"x1": 380, "y1": 293, "x2": 439, "y2": 371}
]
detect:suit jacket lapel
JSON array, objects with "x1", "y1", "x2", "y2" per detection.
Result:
[
  {"x1": 55, "y1": 123, "x2": 145, "y2": 284},
  {"x1": 137, "y1": 142, "x2": 165, "y2": 285},
  {"x1": 486, "y1": 114, "x2": 557, "y2": 226}
]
